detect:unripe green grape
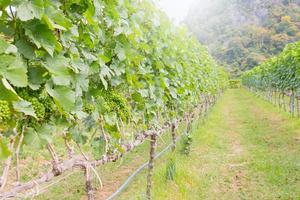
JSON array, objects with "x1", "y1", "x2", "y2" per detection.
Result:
[
  {"x1": 83, "y1": 103, "x2": 95, "y2": 114},
  {"x1": 27, "y1": 118, "x2": 40, "y2": 128},
  {"x1": 100, "y1": 89, "x2": 131, "y2": 121},
  {"x1": 39, "y1": 96, "x2": 54, "y2": 120},
  {"x1": 40, "y1": 97, "x2": 52, "y2": 111},
  {"x1": 30, "y1": 98, "x2": 45, "y2": 121},
  {"x1": 0, "y1": 100, "x2": 11, "y2": 122},
  {"x1": 17, "y1": 89, "x2": 31, "y2": 101},
  {"x1": 16, "y1": 88, "x2": 41, "y2": 101}
]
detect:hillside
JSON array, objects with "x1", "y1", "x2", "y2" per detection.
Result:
[{"x1": 185, "y1": 0, "x2": 300, "y2": 75}]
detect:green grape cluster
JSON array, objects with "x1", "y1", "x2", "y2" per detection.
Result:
[
  {"x1": 83, "y1": 102, "x2": 95, "y2": 114},
  {"x1": 100, "y1": 90, "x2": 131, "y2": 121},
  {"x1": 26, "y1": 98, "x2": 46, "y2": 129},
  {"x1": 30, "y1": 98, "x2": 45, "y2": 121},
  {"x1": 0, "y1": 100, "x2": 11, "y2": 122},
  {"x1": 16, "y1": 88, "x2": 38, "y2": 101},
  {"x1": 27, "y1": 118, "x2": 40, "y2": 128},
  {"x1": 39, "y1": 96, "x2": 53, "y2": 119},
  {"x1": 17, "y1": 89, "x2": 31, "y2": 101},
  {"x1": 16, "y1": 87, "x2": 54, "y2": 121}
]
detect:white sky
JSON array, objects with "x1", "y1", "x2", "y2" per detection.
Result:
[{"x1": 157, "y1": 0, "x2": 196, "y2": 24}]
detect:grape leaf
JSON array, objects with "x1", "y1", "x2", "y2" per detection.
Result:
[
  {"x1": 25, "y1": 21, "x2": 61, "y2": 56},
  {"x1": 15, "y1": 39, "x2": 35, "y2": 59},
  {"x1": 43, "y1": 6, "x2": 72, "y2": 30},
  {"x1": 0, "y1": 37, "x2": 17, "y2": 54},
  {"x1": 17, "y1": 0, "x2": 44, "y2": 21},
  {"x1": 46, "y1": 85, "x2": 76, "y2": 112},
  {"x1": 99, "y1": 64, "x2": 113, "y2": 90},
  {"x1": 23, "y1": 127, "x2": 50, "y2": 149},
  {"x1": 28, "y1": 65, "x2": 47, "y2": 87},
  {"x1": 0, "y1": 37, "x2": 10, "y2": 53},
  {"x1": 13, "y1": 100, "x2": 37, "y2": 118},
  {"x1": 0, "y1": 55, "x2": 28, "y2": 87},
  {"x1": 0, "y1": 78, "x2": 20, "y2": 101},
  {"x1": 44, "y1": 55, "x2": 72, "y2": 86},
  {"x1": 0, "y1": 0, "x2": 11, "y2": 9}
]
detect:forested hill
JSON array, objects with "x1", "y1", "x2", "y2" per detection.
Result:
[{"x1": 184, "y1": 0, "x2": 300, "y2": 75}]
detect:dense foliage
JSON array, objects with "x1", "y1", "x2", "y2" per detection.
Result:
[
  {"x1": 242, "y1": 41, "x2": 300, "y2": 96},
  {"x1": 0, "y1": 0, "x2": 227, "y2": 159},
  {"x1": 185, "y1": 0, "x2": 300, "y2": 74},
  {"x1": 229, "y1": 79, "x2": 241, "y2": 89}
]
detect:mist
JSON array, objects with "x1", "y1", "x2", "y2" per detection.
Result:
[{"x1": 157, "y1": 0, "x2": 199, "y2": 24}]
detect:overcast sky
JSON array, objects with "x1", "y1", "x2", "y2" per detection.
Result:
[{"x1": 157, "y1": 0, "x2": 196, "y2": 24}]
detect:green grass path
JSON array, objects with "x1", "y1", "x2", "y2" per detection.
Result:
[{"x1": 116, "y1": 89, "x2": 300, "y2": 200}]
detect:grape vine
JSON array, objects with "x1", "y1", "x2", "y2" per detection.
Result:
[
  {"x1": 0, "y1": 0, "x2": 228, "y2": 198},
  {"x1": 242, "y1": 41, "x2": 300, "y2": 116}
]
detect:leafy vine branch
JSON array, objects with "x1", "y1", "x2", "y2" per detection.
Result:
[{"x1": 0, "y1": 0, "x2": 227, "y2": 198}]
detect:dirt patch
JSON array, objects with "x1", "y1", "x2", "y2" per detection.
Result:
[
  {"x1": 228, "y1": 134, "x2": 244, "y2": 156},
  {"x1": 290, "y1": 130, "x2": 300, "y2": 146},
  {"x1": 83, "y1": 167, "x2": 138, "y2": 200},
  {"x1": 231, "y1": 170, "x2": 245, "y2": 192},
  {"x1": 226, "y1": 134, "x2": 246, "y2": 193},
  {"x1": 211, "y1": 98, "x2": 248, "y2": 196}
]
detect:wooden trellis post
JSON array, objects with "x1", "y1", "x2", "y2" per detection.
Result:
[
  {"x1": 171, "y1": 122, "x2": 176, "y2": 151},
  {"x1": 146, "y1": 133, "x2": 158, "y2": 200},
  {"x1": 296, "y1": 96, "x2": 300, "y2": 118},
  {"x1": 290, "y1": 90, "x2": 295, "y2": 116},
  {"x1": 85, "y1": 165, "x2": 94, "y2": 200}
]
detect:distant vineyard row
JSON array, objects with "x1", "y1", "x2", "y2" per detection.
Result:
[{"x1": 242, "y1": 41, "x2": 300, "y2": 116}]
